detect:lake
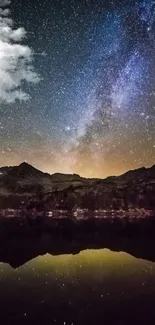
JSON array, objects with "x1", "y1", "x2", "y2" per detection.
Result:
[{"x1": 1, "y1": 247, "x2": 155, "y2": 324}]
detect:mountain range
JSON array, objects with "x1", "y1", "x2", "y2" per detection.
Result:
[{"x1": 0, "y1": 162, "x2": 155, "y2": 211}]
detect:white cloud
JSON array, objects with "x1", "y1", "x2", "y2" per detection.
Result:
[
  {"x1": 0, "y1": 0, "x2": 11, "y2": 7},
  {"x1": 0, "y1": 0, "x2": 40, "y2": 103}
]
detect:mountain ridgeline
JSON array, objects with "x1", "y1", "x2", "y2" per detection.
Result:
[{"x1": 0, "y1": 162, "x2": 155, "y2": 211}]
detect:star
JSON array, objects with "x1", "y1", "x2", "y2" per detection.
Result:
[{"x1": 0, "y1": 0, "x2": 154, "y2": 178}]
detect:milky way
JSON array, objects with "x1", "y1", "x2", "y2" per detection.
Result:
[{"x1": 0, "y1": 0, "x2": 155, "y2": 177}]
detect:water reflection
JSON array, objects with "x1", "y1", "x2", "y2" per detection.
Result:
[{"x1": 1, "y1": 248, "x2": 155, "y2": 324}]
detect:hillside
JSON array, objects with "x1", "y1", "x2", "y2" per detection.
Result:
[
  {"x1": 0, "y1": 162, "x2": 155, "y2": 211},
  {"x1": 0, "y1": 162, "x2": 93, "y2": 195}
]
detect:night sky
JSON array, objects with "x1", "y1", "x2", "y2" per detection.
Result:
[{"x1": 0, "y1": 0, "x2": 155, "y2": 177}]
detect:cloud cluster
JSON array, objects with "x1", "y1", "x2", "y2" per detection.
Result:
[{"x1": 0, "y1": 0, "x2": 40, "y2": 103}]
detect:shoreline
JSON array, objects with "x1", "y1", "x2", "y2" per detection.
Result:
[{"x1": 0, "y1": 215, "x2": 155, "y2": 244}]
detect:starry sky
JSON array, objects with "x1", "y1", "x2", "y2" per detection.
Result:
[{"x1": 0, "y1": 0, "x2": 155, "y2": 178}]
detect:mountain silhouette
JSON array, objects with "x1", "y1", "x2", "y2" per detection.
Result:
[{"x1": 0, "y1": 162, "x2": 155, "y2": 210}]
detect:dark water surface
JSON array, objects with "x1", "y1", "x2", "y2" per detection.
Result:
[{"x1": 1, "y1": 244, "x2": 155, "y2": 325}]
